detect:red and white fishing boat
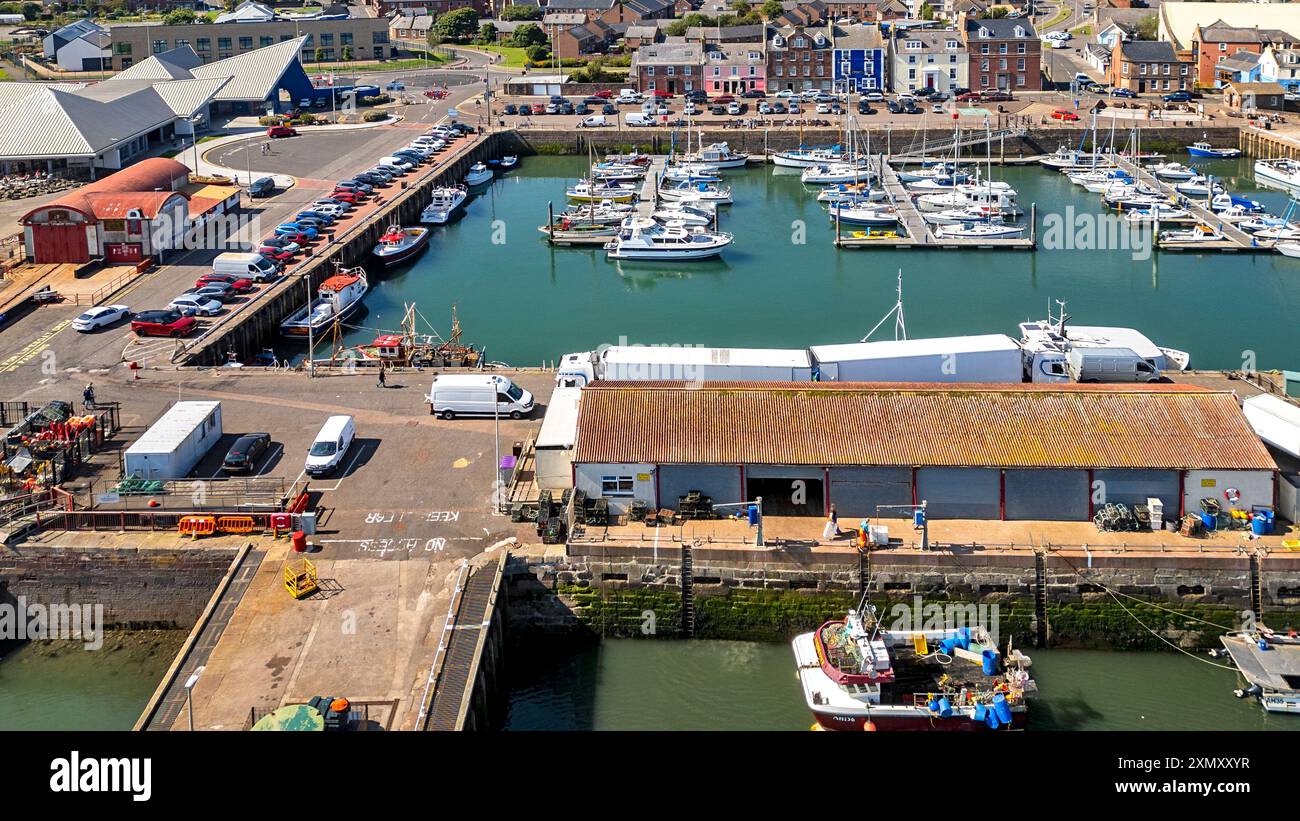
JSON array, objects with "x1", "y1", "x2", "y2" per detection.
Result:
[
  {"x1": 793, "y1": 603, "x2": 1037, "y2": 731},
  {"x1": 372, "y1": 224, "x2": 430, "y2": 267}
]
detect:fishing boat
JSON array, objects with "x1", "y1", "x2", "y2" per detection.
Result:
[
  {"x1": 1187, "y1": 139, "x2": 1240, "y2": 159},
  {"x1": 371, "y1": 224, "x2": 430, "y2": 266},
  {"x1": 280, "y1": 268, "x2": 369, "y2": 338},
  {"x1": 419, "y1": 185, "x2": 468, "y2": 224},
  {"x1": 604, "y1": 216, "x2": 732, "y2": 260},
  {"x1": 934, "y1": 220, "x2": 1025, "y2": 239},
  {"x1": 1160, "y1": 224, "x2": 1223, "y2": 243},
  {"x1": 464, "y1": 162, "x2": 493, "y2": 187},
  {"x1": 566, "y1": 179, "x2": 638, "y2": 203},
  {"x1": 1150, "y1": 161, "x2": 1197, "y2": 182},
  {"x1": 792, "y1": 603, "x2": 1037, "y2": 731},
  {"x1": 658, "y1": 178, "x2": 732, "y2": 204},
  {"x1": 324, "y1": 305, "x2": 482, "y2": 369},
  {"x1": 827, "y1": 203, "x2": 898, "y2": 227},
  {"x1": 801, "y1": 161, "x2": 874, "y2": 185},
  {"x1": 1255, "y1": 157, "x2": 1300, "y2": 195},
  {"x1": 1019, "y1": 304, "x2": 1190, "y2": 371},
  {"x1": 1220, "y1": 628, "x2": 1300, "y2": 713}
]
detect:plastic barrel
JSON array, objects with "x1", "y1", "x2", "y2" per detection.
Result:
[
  {"x1": 982, "y1": 649, "x2": 1000, "y2": 676},
  {"x1": 1252, "y1": 515, "x2": 1267, "y2": 536},
  {"x1": 1259, "y1": 638, "x2": 1270, "y2": 651},
  {"x1": 1201, "y1": 512, "x2": 1217, "y2": 531},
  {"x1": 938, "y1": 697, "x2": 953, "y2": 718},
  {"x1": 1263, "y1": 510, "x2": 1276, "y2": 534},
  {"x1": 993, "y1": 693, "x2": 1013, "y2": 724},
  {"x1": 973, "y1": 704, "x2": 987, "y2": 722},
  {"x1": 291, "y1": 530, "x2": 307, "y2": 553},
  {"x1": 940, "y1": 638, "x2": 956, "y2": 655},
  {"x1": 958, "y1": 628, "x2": 971, "y2": 650},
  {"x1": 928, "y1": 698, "x2": 940, "y2": 713},
  {"x1": 985, "y1": 708, "x2": 1001, "y2": 729}
]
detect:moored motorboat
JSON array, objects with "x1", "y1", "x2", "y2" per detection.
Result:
[
  {"x1": 816, "y1": 183, "x2": 885, "y2": 204},
  {"x1": 677, "y1": 141, "x2": 749, "y2": 169},
  {"x1": 1122, "y1": 203, "x2": 1192, "y2": 223},
  {"x1": 1159, "y1": 224, "x2": 1223, "y2": 243},
  {"x1": 827, "y1": 202, "x2": 898, "y2": 227},
  {"x1": 567, "y1": 179, "x2": 638, "y2": 203},
  {"x1": 1018, "y1": 305, "x2": 1191, "y2": 371},
  {"x1": 652, "y1": 203, "x2": 715, "y2": 227},
  {"x1": 604, "y1": 216, "x2": 733, "y2": 260},
  {"x1": 934, "y1": 220, "x2": 1025, "y2": 240},
  {"x1": 419, "y1": 185, "x2": 468, "y2": 224},
  {"x1": 280, "y1": 268, "x2": 369, "y2": 338},
  {"x1": 372, "y1": 224, "x2": 430, "y2": 266},
  {"x1": 1187, "y1": 140, "x2": 1240, "y2": 159},
  {"x1": 1150, "y1": 161, "x2": 1197, "y2": 182},
  {"x1": 464, "y1": 162, "x2": 493, "y2": 187},
  {"x1": 801, "y1": 161, "x2": 874, "y2": 185},
  {"x1": 1255, "y1": 157, "x2": 1300, "y2": 195},
  {"x1": 658, "y1": 179, "x2": 732, "y2": 204},
  {"x1": 772, "y1": 146, "x2": 848, "y2": 168},
  {"x1": 499, "y1": 155, "x2": 519, "y2": 169}
]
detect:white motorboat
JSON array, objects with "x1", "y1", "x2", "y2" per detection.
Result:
[
  {"x1": 652, "y1": 204, "x2": 715, "y2": 227},
  {"x1": 1174, "y1": 175, "x2": 1225, "y2": 198},
  {"x1": 567, "y1": 180, "x2": 638, "y2": 203},
  {"x1": 658, "y1": 179, "x2": 732, "y2": 204},
  {"x1": 801, "y1": 161, "x2": 874, "y2": 185},
  {"x1": 603, "y1": 217, "x2": 733, "y2": 260},
  {"x1": 1160, "y1": 224, "x2": 1223, "y2": 243},
  {"x1": 934, "y1": 220, "x2": 1025, "y2": 240},
  {"x1": 280, "y1": 268, "x2": 369, "y2": 338},
  {"x1": 916, "y1": 181, "x2": 1021, "y2": 215},
  {"x1": 419, "y1": 185, "x2": 468, "y2": 224},
  {"x1": 1018, "y1": 304, "x2": 1190, "y2": 371},
  {"x1": 1256, "y1": 158, "x2": 1300, "y2": 195},
  {"x1": 1275, "y1": 241, "x2": 1300, "y2": 258},
  {"x1": 1150, "y1": 162, "x2": 1197, "y2": 181},
  {"x1": 815, "y1": 184, "x2": 885, "y2": 204},
  {"x1": 1238, "y1": 216, "x2": 1299, "y2": 234},
  {"x1": 1250, "y1": 225, "x2": 1300, "y2": 241},
  {"x1": 1040, "y1": 146, "x2": 1113, "y2": 170},
  {"x1": 464, "y1": 162, "x2": 493, "y2": 187},
  {"x1": 663, "y1": 164, "x2": 722, "y2": 183},
  {"x1": 677, "y1": 141, "x2": 749, "y2": 169},
  {"x1": 923, "y1": 205, "x2": 1014, "y2": 226},
  {"x1": 592, "y1": 163, "x2": 647, "y2": 183},
  {"x1": 771, "y1": 146, "x2": 848, "y2": 168},
  {"x1": 371, "y1": 224, "x2": 430, "y2": 266},
  {"x1": 897, "y1": 163, "x2": 971, "y2": 184},
  {"x1": 499, "y1": 155, "x2": 519, "y2": 169},
  {"x1": 1122, "y1": 204, "x2": 1191, "y2": 223},
  {"x1": 1071, "y1": 171, "x2": 1134, "y2": 193},
  {"x1": 827, "y1": 203, "x2": 898, "y2": 227}
]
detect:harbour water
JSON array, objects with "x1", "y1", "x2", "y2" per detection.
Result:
[
  {"x1": 341, "y1": 154, "x2": 1299, "y2": 372},
  {"x1": 0, "y1": 631, "x2": 183, "y2": 731},
  {"x1": 503, "y1": 639, "x2": 1299, "y2": 731}
]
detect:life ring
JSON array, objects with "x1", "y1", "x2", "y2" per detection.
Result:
[{"x1": 1224, "y1": 488, "x2": 1241, "y2": 504}]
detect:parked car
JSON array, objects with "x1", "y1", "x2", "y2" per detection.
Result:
[
  {"x1": 741, "y1": 89, "x2": 765, "y2": 99},
  {"x1": 758, "y1": 102, "x2": 773, "y2": 114},
  {"x1": 981, "y1": 91, "x2": 1013, "y2": 101},
  {"x1": 131, "y1": 310, "x2": 195, "y2": 338},
  {"x1": 195, "y1": 273, "x2": 253, "y2": 293},
  {"x1": 713, "y1": 94, "x2": 735, "y2": 104},
  {"x1": 385, "y1": 81, "x2": 405, "y2": 91},
  {"x1": 886, "y1": 99, "x2": 902, "y2": 113},
  {"x1": 221, "y1": 433, "x2": 271, "y2": 475},
  {"x1": 335, "y1": 179, "x2": 372, "y2": 194},
  {"x1": 857, "y1": 101, "x2": 875, "y2": 115},
  {"x1": 71, "y1": 304, "x2": 130, "y2": 332},
  {"x1": 772, "y1": 102, "x2": 787, "y2": 114},
  {"x1": 1051, "y1": 108, "x2": 1081, "y2": 121},
  {"x1": 1110, "y1": 87, "x2": 1136, "y2": 98},
  {"x1": 601, "y1": 103, "x2": 617, "y2": 115},
  {"x1": 295, "y1": 210, "x2": 335, "y2": 226},
  {"x1": 789, "y1": 102, "x2": 802, "y2": 113},
  {"x1": 274, "y1": 223, "x2": 318, "y2": 240},
  {"x1": 354, "y1": 172, "x2": 389, "y2": 186},
  {"x1": 329, "y1": 189, "x2": 363, "y2": 205},
  {"x1": 575, "y1": 102, "x2": 592, "y2": 115},
  {"x1": 1162, "y1": 91, "x2": 1192, "y2": 103},
  {"x1": 258, "y1": 237, "x2": 300, "y2": 255},
  {"x1": 186, "y1": 283, "x2": 237, "y2": 303},
  {"x1": 503, "y1": 103, "x2": 517, "y2": 115},
  {"x1": 775, "y1": 89, "x2": 795, "y2": 98},
  {"x1": 927, "y1": 91, "x2": 950, "y2": 102},
  {"x1": 519, "y1": 104, "x2": 533, "y2": 116},
  {"x1": 248, "y1": 176, "x2": 276, "y2": 198},
  {"x1": 266, "y1": 125, "x2": 297, "y2": 138},
  {"x1": 591, "y1": 89, "x2": 613, "y2": 98},
  {"x1": 709, "y1": 104, "x2": 726, "y2": 115},
  {"x1": 169, "y1": 295, "x2": 222, "y2": 317},
  {"x1": 816, "y1": 102, "x2": 831, "y2": 114},
  {"x1": 956, "y1": 91, "x2": 982, "y2": 102},
  {"x1": 863, "y1": 90, "x2": 885, "y2": 102}
]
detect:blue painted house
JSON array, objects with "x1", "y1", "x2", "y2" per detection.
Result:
[{"x1": 831, "y1": 24, "x2": 886, "y2": 93}]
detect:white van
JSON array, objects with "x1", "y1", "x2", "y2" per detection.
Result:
[
  {"x1": 214, "y1": 252, "x2": 279, "y2": 282},
  {"x1": 617, "y1": 88, "x2": 642, "y2": 103},
  {"x1": 624, "y1": 112, "x2": 656, "y2": 127},
  {"x1": 427, "y1": 374, "x2": 535, "y2": 420},
  {"x1": 305, "y1": 415, "x2": 356, "y2": 476},
  {"x1": 577, "y1": 114, "x2": 608, "y2": 128}
]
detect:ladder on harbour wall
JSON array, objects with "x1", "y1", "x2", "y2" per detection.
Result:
[
  {"x1": 1034, "y1": 552, "x2": 1050, "y2": 648},
  {"x1": 1250, "y1": 552, "x2": 1264, "y2": 623},
  {"x1": 681, "y1": 543, "x2": 696, "y2": 638}
]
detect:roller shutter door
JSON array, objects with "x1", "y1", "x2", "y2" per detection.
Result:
[
  {"x1": 829, "y1": 467, "x2": 913, "y2": 519},
  {"x1": 1004, "y1": 469, "x2": 1089, "y2": 521},
  {"x1": 657, "y1": 465, "x2": 740, "y2": 510},
  {"x1": 1092, "y1": 469, "x2": 1180, "y2": 509},
  {"x1": 916, "y1": 467, "x2": 999, "y2": 519}
]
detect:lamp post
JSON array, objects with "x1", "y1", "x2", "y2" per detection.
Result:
[{"x1": 184, "y1": 666, "x2": 205, "y2": 731}]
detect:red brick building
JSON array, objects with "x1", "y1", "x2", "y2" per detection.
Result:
[
  {"x1": 961, "y1": 14, "x2": 1041, "y2": 92},
  {"x1": 1190, "y1": 21, "x2": 1299, "y2": 88}
]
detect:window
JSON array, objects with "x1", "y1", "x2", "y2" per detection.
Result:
[
  {"x1": 999, "y1": 43, "x2": 1007, "y2": 54},
  {"x1": 601, "y1": 476, "x2": 635, "y2": 496},
  {"x1": 239, "y1": 37, "x2": 253, "y2": 49},
  {"x1": 373, "y1": 31, "x2": 389, "y2": 44},
  {"x1": 981, "y1": 44, "x2": 989, "y2": 55},
  {"x1": 908, "y1": 68, "x2": 915, "y2": 79},
  {"x1": 321, "y1": 33, "x2": 334, "y2": 46},
  {"x1": 218, "y1": 37, "x2": 231, "y2": 49},
  {"x1": 946, "y1": 40, "x2": 958, "y2": 49},
  {"x1": 1017, "y1": 73, "x2": 1025, "y2": 87},
  {"x1": 341, "y1": 33, "x2": 353, "y2": 45},
  {"x1": 794, "y1": 37, "x2": 805, "y2": 48},
  {"x1": 196, "y1": 37, "x2": 210, "y2": 51},
  {"x1": 666, "y1": 65, "x2": 674, "y2": 75},
  {"x1": 1219, "y1": 42, "x2": 1227, "y2": 52},
  {"x1": 260, "y1": 36, "x2": 273, "y2": 47},
  {"x1": 908, "y1": 54, "x2": 916, "y2": 64},
  {"x1": 175, "y1": 39, "x2": 189, "y2": 49},
  {"x1": 1017, "y1": 58, "x2": 1025, "y2": 70},
  {"x1": 906, "y1": 40, "x2": 920, "y2": 50},
  {"x1": 646, "y1": 66, "x2": 654, "y2": 75},
  {"x1": 152, "y1": 39, "x2": 167, "y2": 54},
  {"x1": 113, "y1": 42, "x2": 132, "y2": 55},
  {"x1": 1018, "y1": 43, "x2": 1026, "y2": 54},
  {"x1": 775, "y1": 65, "x2": 783, "y2": 76},
  {"x1": 950, "y1": 54, "x2": 957, "y2": 63}
]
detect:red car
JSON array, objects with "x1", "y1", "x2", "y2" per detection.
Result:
[
  {"x1": 712, "y1": 94, "x2": 735, "y2": 104},
  {"x1": 591, "y1": 89, "x2": 612, "y2": 99},
  {"x1": 131, "y1": 310, "x2": 196, "y2": 338},
  {"x1": 276, "y1": 230, "x2": 315, "y2": 245},
  {"x1": 257, "y1": 246, "x2": 295, "y2": 263},
  {"x1": 329, "y1": 189, "x2": 364, "y2": 204},
  {"x1": 652, "y1": 89, "x2": 672, "y2": 99},
  {"x1": 956, "y1": 92, "x2": 982, "y2": 102},
  {"x1": 267, "y1": 125, "x2": 297, "y2": 138},
  {"x1": 1050, "y1": 109, "x2": 1080, "y2": 121},
  {"x1": 194, "y1": 273, "x2": 253, "y2": 292}
]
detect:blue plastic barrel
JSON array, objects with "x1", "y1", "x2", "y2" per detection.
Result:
[
  {"x1": 982, "y1": 649, "x2": 1000, "y2": 676},
  {"x1": 1259, "y1": 638, "x2": 1270, "y2": 651},
  {"x1": 993, "y1": 693, "x2": 1013, "y2": 724},
  {"x1": 939, "y1": 638, "x2": 956, "y2": 655},
  {"x1": 986, "y1": 708, "x2": 1001, "y2": 729},
  {"x1": 973, "y1": 704, "x2": 987, "y2": 722},
  {"x1": 914, "y1": 509, "x2": 926, "y2": 528},
  {"x1": 928, "y1": 698, "x2": 940, "y2": 713},
  {"x1": 1252, "y1": 515, "x2": 1267, "y2": 536},
  {"x1": 747, "y1": 504, "x2": 759, "y2": 525},
  {"x1": 958, "y1": 628, "x2": 971, "y2": 650},
  {"x1": 1262, "y1": 510, "x2": 1276, "y2": 534},
  {"x1": 1201, "y1": 512, "x2": 1217, "y2": 531},
  {"x1": 938, "y1": 697, "x2": 953, "y2": 717}
]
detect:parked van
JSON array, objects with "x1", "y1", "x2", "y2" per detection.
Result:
[
  {"x1": 617, "y1": 88, "x2": 642, "y2": 103},
  {"x1": 427, "y1": 374, "x2": 535, "y2": 420},
  {"x1": 577, "y1": 114, "x2": 608, "y2": 128},
  {"x1": 213, "y1": 252, "x2": 279, "y2": 282},
  {"x1": 1066, "y1": 347, "x2": 1162, "y2": 383},
  {"x1": 304, "y1": 415, "x2": 356, "y2": 476},
  {"x1": 625, "y1": 113, "x2": 656, "y2": 127}
]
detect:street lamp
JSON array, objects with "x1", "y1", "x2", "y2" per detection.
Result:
[{"x1": 184, "y1": 665, "x2": 206, "y2": 731}]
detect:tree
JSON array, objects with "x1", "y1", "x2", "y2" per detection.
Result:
[
  {"x1": 163, "y1": 7, "x2": 196, "y2": 25},
  {"x1": 730, "y1": 0, "x2": 750, "y2": 14},
  {"x1": 477, "y1": 22, "x2": 498, "y2": 44},
  {"x1": 665, "y1": 19, "x2": 688, "y2": 36},
  {"x1": 919, "y1": 2, "x2": 935, "y2": 20},
  {"x1": 1135, "y1": 13, "x2": 1158, "y2": 40},
  {"x1": 19, "y1": 1, "x2": 38, "y2": 20},
  {"x1": 510, "y1": 22, "x2": 547, "y2": 49},
  {"x1": 433, "y1": 7, "x2": 479, "y2": 43},
  {"x1": 313, "y1": 47, "x2": 325, "y2": 63},
  {"x1": 761, "y1": 0, "x2": 783, "y2": 19},
  {"x1": 525, "y1": 43, "x2": 549, "y2": 63},
  {"x1": 341, "y1": 45, "x2": 353, "y2": 62},
  {"x1": 500, "y1": 3, "x2": 543, "y2": 21}
]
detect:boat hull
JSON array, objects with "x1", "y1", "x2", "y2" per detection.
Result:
[
  {"x1": 811, "y1": 708, "x2": 1028, "y2": 732},
  {"x1": 1188, "y1": 146, "x2": 1239, "y2": 158},
  {"x1": 607, "y1": 245, "x2": 727, "y2": 260},
  {"x1": 372, "y1": 231, "x2": 430, "y2": 267},
  {"x1": 281, "y1": 296, "x2": 364, "y2": 338}
]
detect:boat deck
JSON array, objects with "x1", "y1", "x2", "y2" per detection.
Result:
[{"x1": 1221, "y1": 634, "x2": 1300, "y2": 692}]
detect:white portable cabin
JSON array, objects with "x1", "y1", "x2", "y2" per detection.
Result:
[
  {"x1": 535, "y1": 387, "x2": 581, "y2": 490},
  {"x1": 811, "y1": 334, "x2": 1024, "y2": 383},
  {"x1": 123, "y1": 401, "x2": 222, "y2": 480}
]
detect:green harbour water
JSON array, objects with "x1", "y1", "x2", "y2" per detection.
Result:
[{"x1": 346, "y1": 154, "x2": 1299, "y2": 373}]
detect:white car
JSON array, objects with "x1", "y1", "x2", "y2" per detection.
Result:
[
  {"x1": 71, "y1": 304, "x2": 129, "y2": 332},
  {"x1": 683, "y1": 102, "x2": 699, "y2": 115},
  {"x1": 168, "y1": 295, "x2": 222, "y2": 317},
  {"x1": 863, "y1": 90, "x2": 884, "y2": 102},
  {"x1": 311, "y1": 201, "x2": 349, "y2": 217},
  {"x1": 816, "y1": 102, "x2": 831, "y2": 113},
  {"x1": 775, "y1": 89, "x2": 796, "y2": 98},
  {"x1": 727, "y1": 102, "x2": 741, "y2": 115}
]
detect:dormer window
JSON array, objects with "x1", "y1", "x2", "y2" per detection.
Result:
[
  {"x1": 1014, "y1": 26, "x2": 1025, "y2": 38},
  {"x1": 814, "y1": 34, "x2": 825, "y2": 46},
  {"x1": 794, "y1": 37, "x2": 805, "y2": 47},
  {"x1": 946, "y1": 40, "x2": 958, "y2": 49},
  {"x1": 979, "y1": 27, "x2": 990, "y2": 38},
  {"x1": 773, "y1": 35, "x2": 784, "y2": 46}
]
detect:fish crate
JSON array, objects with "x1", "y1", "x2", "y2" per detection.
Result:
[
  {"x1": 572, "y1": 489, "x2": 589, "y2": 524},
  {"x1": 677, "y1": 490, "x2": 715, "y2": 521}
]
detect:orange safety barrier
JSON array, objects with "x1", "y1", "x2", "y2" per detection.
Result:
[
  {"x1": 178, "y1": 515, "x2": 217, "y2": 539},
  {"x1": 216, "y1": 516, "x2": 256, "y2": 535}
]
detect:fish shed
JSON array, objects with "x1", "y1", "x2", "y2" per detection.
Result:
[{"x1": 123, "y1": 401, "x2": 222, "y2": 480}]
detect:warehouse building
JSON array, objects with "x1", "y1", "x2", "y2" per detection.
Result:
[{"x1": 570, "y1": 382, "x2": 1279, "y2": 521}]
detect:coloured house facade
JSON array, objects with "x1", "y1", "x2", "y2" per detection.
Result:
[
  {"x1": 701, "y1": 42, "x2": 768, "y2": 93},
  {"x1": 891, "y1": 26, "x2": 967, "y2": 93},
  {"x1": 768, "y1": 24, "x2": 835, "y2": 92},
  {"x1": 1260, "y1": 45, "x2": 1300, "y2": 92},
  {"x1": 831, "y1": 23, "x2": 886, "y2": 92},
  {"x1": 1190, "y1": 21, "x2": 1299, "y2": 88},
  {"x1": 962, "y1": 15, "x2": 1041, "y2": 92},
  {"x1": 1109, "y1": 39, "x2": 1191, "y2": 94},
  {"x1": 633, "y1": 42, "x2": 704, "y2": 93}
]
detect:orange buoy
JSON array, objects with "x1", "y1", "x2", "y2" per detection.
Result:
[
  {"x1": 863, "y1": 720, "x2": 877, "y2": 732},
  {"x1": 147, "y1": 499, "x2": 160, "y2": 508},
  {"x1": 329, "y1": 698, "x2": 350, "y2": 713}
]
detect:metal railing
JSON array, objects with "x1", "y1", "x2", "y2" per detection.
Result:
[{"x1": 416, "y1": 559, "x2": 469, "y2": 729}]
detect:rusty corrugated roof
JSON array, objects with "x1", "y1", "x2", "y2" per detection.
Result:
[{"x1": 572, "y1": 382, "x2": 1278, "y2": 470}]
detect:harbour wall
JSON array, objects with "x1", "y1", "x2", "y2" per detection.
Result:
[
  {"x1": 506, "y1": 544, "x2": 1300, "y2": 650},
  {"x1": 509, "y1": 125, "x2": 1242, "y2": 159},
  {"x1": 182, "y1": 131, "x2": 520, "y2": 366},
  {"x1": 0, "y1": 546, "x2": 236, "y2": 647}
]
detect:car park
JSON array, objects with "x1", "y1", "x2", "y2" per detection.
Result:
[
  {"x1": 131, "y1": 310, "x2": 195, "y2": 338},
  {"x1": 221, "y1": 433, "x2": 271, "y2": 475},
  {"x1": 71, "y1": 304, "x2": 130, "y2": 332},
  {"x1": 169, "y1": 295, "x2": 222, "y2": 317}
]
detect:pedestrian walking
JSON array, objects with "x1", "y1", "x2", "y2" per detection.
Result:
[
  {"x1": 82, "y1": 383, "x2": 95, "y2": 410},
  {"x1": 376, "y1": 365, "x2": 386, "y2": 388},
  {"x1": 821, "y1": 503, "x2": 838, "y2": 541}
]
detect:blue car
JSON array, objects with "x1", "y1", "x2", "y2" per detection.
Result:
[
  {"x1": 1110, "y1": 88, "x2": 1136, "y2": 98},
  {"x1": 275, "y1": 223, "x2": 318, "y2": 239},
  {"x1": 295, "y1": 210, "x2": 335, "y2": 225},
  {"x1": 1162, "y1": 91, "x2": 1192, "y2": 103}
]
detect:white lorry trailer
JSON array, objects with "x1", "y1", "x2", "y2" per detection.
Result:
[
  {"x1": 557, "y1": 345, "x2": 815, "y2": 387},
  {"x1": 810, "y1": 334, "x2": 1067, "y2": 383}
]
